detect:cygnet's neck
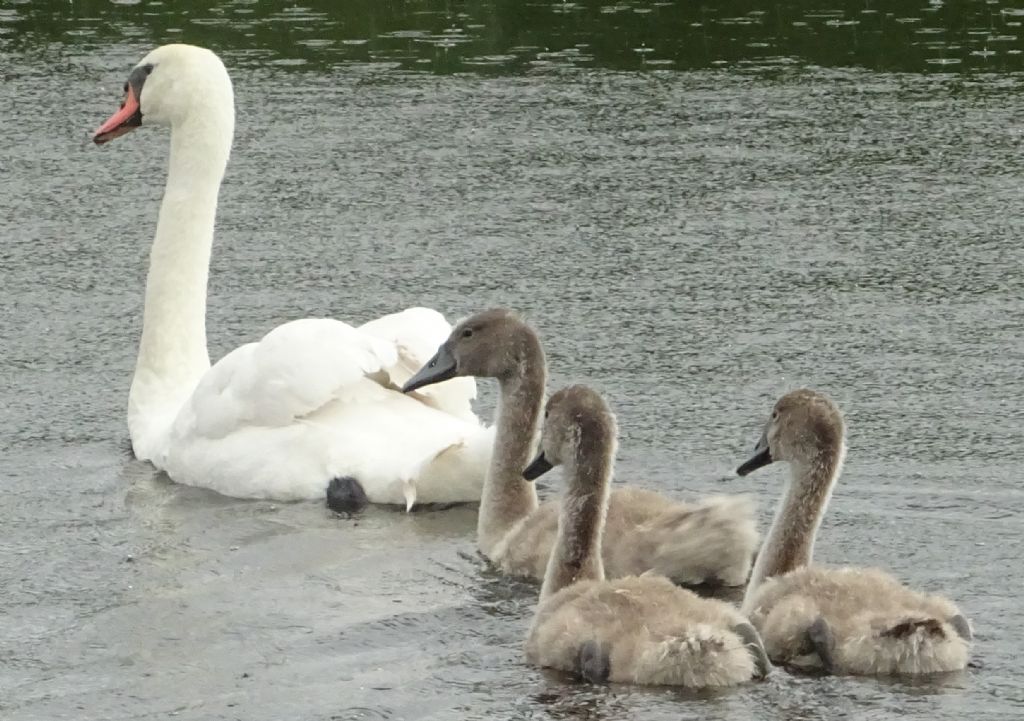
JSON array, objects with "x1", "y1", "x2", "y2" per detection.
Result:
[
  {"x1": 129, "y1": 107, "x2": 234, "y2": 459},
  {"x1": 539, "y1": 432, "x2": 614, "y2": 601},
  {"x1": 477, "y1": 347, "x2": 545, "y2": 555},
  {"x1": 743, "y1": 442, "x2": 846, "y2": 610}
]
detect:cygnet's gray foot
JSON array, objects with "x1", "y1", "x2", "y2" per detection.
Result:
[
  {"x1": 577, "y1": 640, "x2": 610, "y2": 683},
  {"x1": 950, "y1": 614, "x2": 972, "y2": 641},
  {"x1": 808, "y1": 616, "x2": 836, "y2": 673},
  {"x1": 732, "y1": 622, "x2": 772, "y2": 679}
]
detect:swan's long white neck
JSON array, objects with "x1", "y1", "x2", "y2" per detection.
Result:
[
  {"x1": 742, "y1": 442, "x2": 846, "y2": 611},
  {"x1": 129, "y1": 104, "x2": 234, "y2": 460}
]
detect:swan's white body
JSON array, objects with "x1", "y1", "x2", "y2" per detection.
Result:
[{"x1": 101, "y1": 44, "x2": 492, "y2": 504}]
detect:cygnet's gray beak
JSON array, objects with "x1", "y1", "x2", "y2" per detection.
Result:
[
  {"x1": 523, "y1": 451, "x2": 554, "y2": 481},
  {"x1": 402, "y1": 344, "x2": 457, "y2": 393},
  {"x1": 736, "y1": 431, "x2": 773, "y2": 476}
]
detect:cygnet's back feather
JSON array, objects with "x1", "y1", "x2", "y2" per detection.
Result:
[
  {"x1": 494, "y1": 489, "x2": 756, "y2": 586},
  {"x1": 528, "y1": 575, "x2": 765, "y2": 686},
  {"x1": 748, "y1": 566, "x2": 970, "y2": 675}
]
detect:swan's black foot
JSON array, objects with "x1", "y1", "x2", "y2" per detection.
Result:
[
  {"x1": 732, "y1": 622, "x2": 772, "y2": 679},
  {"x1": 326, "y1": 476, "x2": 368, "y2": 514},
  {"x1": 808, "y1": 616, "x2": 836, "y2": 673},
  {"x1": 577, "y1": 640, "x2": 610, "y2": 683}
]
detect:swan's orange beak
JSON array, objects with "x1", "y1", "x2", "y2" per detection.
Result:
[{"x1": 93, "y1": 85, "x2": 142, "y2": 145}]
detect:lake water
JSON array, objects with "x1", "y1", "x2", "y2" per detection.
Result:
[{"x1": 2, "y1": 1, "x2": 1023, "y2": 719}]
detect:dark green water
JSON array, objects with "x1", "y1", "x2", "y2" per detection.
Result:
[
  {"x1": 6, "y1": 0, "x2": 1024, "y2": 73},
  {"x1": 2, "y1": 1, "x2": 1023, "y2": 720}
]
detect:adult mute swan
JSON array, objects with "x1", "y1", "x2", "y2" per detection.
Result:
[
  {"x1": 402, "y1": 308, "x2": 758, "y2": 586},
  {"x1": 735, "y1": 389, "x2": 971, "y2": 675},
  {"x1": 523, "y1": 386, "x2": 770, "y2": 687},
  {"x1": 92, "y1": 44, "x2": 492, "y2": 508}
]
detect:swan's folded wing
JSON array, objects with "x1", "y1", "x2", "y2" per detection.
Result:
[
  {"x1": 358, "y1": 307, "x2": 480, "y2": 422},
  {"x1": 178, "y1": 318, "x2": 398, "y2": 439}
]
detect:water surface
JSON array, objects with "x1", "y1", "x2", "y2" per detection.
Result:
[{"x1": 2, "y1": 2, "x2": 1023, "y2": 719}]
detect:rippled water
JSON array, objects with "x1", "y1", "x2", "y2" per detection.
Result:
[
  {"x1": 5, "y1": 0, "x2": 1024, "y2": 72},
  {"x1": 2, "y1": 1, "x2": 1023, "y2": 719}
]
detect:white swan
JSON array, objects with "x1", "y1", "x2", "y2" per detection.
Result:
[
  {"x1": 92, "y1": 44, "x2": 492, "y2": 507},
  {"x1": 736, "y1": 389, "x2": 972, "y2": 675}
]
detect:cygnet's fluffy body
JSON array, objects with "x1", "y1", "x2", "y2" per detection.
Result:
[
  {"x1": 523, "y1": 385, "x2": 770, "y2": 687},
  {"x1": 737, "y1": 389, "x2": 971, "y2": 675}
]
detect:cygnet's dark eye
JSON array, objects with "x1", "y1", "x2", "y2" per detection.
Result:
[
  {"x1": 461, "y1": 328, "x2": 473, "y2": 339},
  {"x1": 772, "y1": 410, "x2": 779, "y2": 420}
]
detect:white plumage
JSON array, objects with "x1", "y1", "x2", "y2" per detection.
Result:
[
  {"x1": 161, "y1": 312, "x2": 493, "y2": 504},
  {"x1": 94, "y1": 44, "x2": 491, "y2": 506}
]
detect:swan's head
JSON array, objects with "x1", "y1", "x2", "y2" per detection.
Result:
[
  {"x1": 93, "y1": 44, "x2": 233, "y2": 144},
  {"x1": 523, "y1": 385, "x2": 617, "y2": 483},
  {"x1": 737, "y1": 389, "x2": 845, "y2": 476},
  {"x1": 401, "y1": 308, "x2": 542, "y2": 393}
]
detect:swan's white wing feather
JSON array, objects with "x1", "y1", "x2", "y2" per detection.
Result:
[
  {"x1": 166, "y1": 384, "x2": 493, "y2": 503},
  {"x1": 178, "y1": 318, "x2": 395, "y2": 439},
  {"x1": 357, "y1": 307, "x2": 451, "y2": 367},
  {"x1": 161, "y1": 314, "x2": 492, "y2": 505},
  {"x1": 358, "y1": 307, "x2": 479, "y2": 421}
]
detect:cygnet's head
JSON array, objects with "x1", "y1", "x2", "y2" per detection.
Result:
[
  {"x1": 523, "y1": 384, "x2": 617, "y2": 482},
  {"x1": 93, "y1": 44, "x2": 233, "y2": 144},
  {"x1": 736, "y1": 389, "x2": 845, "y2": 476},
  {"x1": 402, "y1": 308, "x2": 542, "y2": 393}
]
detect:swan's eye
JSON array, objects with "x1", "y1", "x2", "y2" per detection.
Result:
[
  {"x1": 123, "y1": 81, "x2": 129, "y2": 93},
  {"x1": 461, "y1": 328, "x2": 473, "y2": 339}
]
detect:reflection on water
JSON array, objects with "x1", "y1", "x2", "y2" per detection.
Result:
[{"x1": 3, "y1": 0, "x2": 1024, "y2": 73}]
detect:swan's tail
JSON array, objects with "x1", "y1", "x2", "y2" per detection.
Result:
[
  {"x1": 625, "y1": 624, "x2": 759, "y2": 687},
  {"x1": 649, "y1": 495, "x2": 759, "y2": 587},
  {"x1": 846, "y1": 615, "x2": 971, "y2": 675},
  {"x1": 400, "y1": 425, "x2": 496, "y2": 510}
]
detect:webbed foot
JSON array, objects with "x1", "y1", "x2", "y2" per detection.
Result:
[
  {"x1": 807, "y1": 616, "x2": 836, "y2": 673},
  {"x1": 326, "y1": 476, "x2": 368, "y2": 514},
  {"x1": 732, "y1": 622, "x2": 772, "y2": 679},
  {"x1": 577, "y1": 640, "x2": 610, "y2": 683}
]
